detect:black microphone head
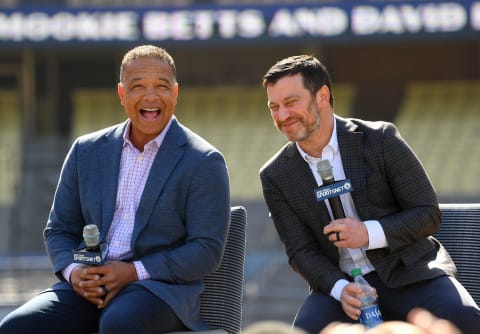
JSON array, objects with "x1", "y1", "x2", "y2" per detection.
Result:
[
  {"x1": 83, "y1": 224, "x2": 100, "y2": 249},
  {"x1": 317, "y1": 159, "x2": 334, "y2": 182}
]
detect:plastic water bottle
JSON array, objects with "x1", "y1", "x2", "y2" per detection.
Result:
[{"x1": 351, "y1": 268, "x2": 383, "y2": 328}]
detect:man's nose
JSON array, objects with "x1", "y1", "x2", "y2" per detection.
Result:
[
  {"x1": 276, "y1": 106, "x2": 290, "y2": 121},
  {"x1": 143, "y1": 86, "x2": 159, "y2": 100}
]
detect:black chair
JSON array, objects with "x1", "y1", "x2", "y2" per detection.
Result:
[
  {"x1": 92, "y1": 206, "x2": 247, "y2": 334},
  {"x1": 435, "y1": 203, "x2": 480, "y2": 306},
  {"x1": 168, "y1": 206, "x2": 247, "y2": 334}
]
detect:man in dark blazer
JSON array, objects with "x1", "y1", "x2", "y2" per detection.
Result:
[
  {"x1": 259, "y1": 55, "x2": 479, "y2": 334},
  {"x1": 0, "y1": 45, "x2": 230, "y2": 334}
]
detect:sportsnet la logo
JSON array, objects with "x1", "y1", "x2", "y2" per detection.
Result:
[{"x1": 314, "y1": 179, "x2": 353, "y2": 202}]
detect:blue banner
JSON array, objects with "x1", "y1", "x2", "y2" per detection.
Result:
[{"x1": 1, "y1": 1, "x2": 480, "y2": 47}]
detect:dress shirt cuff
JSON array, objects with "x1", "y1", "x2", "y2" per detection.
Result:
[
  {"x1": 330, "y1": 279, "x2": 350, "y2": 301},
  {"x1": 133, "y1": 261, "x2": 150, "y2": 280},
  {"x1": 62, "y1": 263, "x2": 82, "y2": 283},
  {"x1": 364, "y1": 220, "x2": 388, "y2": 250}
]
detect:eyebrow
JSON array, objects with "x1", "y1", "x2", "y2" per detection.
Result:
[{"x1": 128, "y1": 76, "x2": 172, "y2": 84}]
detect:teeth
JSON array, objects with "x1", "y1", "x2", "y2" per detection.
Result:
[{"x1": 142, "y1": 108, "x2": 159, "y2": 112}]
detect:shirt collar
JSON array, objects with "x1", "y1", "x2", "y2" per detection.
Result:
[
  {"x1": 297, "y1": 117, "x2": 339, "y2": 164},
  {"x1": 122, "y1": 116, "x2": 175, "y2": 150}
]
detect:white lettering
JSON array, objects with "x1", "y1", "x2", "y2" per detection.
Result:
[
  {"x1": 144, "y1": 12, "x2": 171, "y2": 40},
  {"x1": 269, "y1": 9, "x2": 300, "y2": 37},
  {"x1": 195, "y1": 10, "x2": 215, "y2": 39},
  {"x1": 0, "y1": 11, "x2": 139, "y2": 41},
  {"x1": 269, "y1": 7, "x2": 347, "y2": 37},
  {"x1": 294, "y1": 7, "x2": 348, "y2": 36},
  {"x1": 171, "y1": 10, "x2": 194, "y2": 40},
  {"x1": 382, "y1": 5, "x2": 407, "y2": 33},
  {"x1": 472, "y1": 2, "x2": 480, "y2": 30},
  {"x1": 351, "y1": 6, "x2": 380, "y2": 35},
  {"x1": 50, "y1": 12, "x2": 76, "y2": 41},
  {"x1": 421, "y1": 3, "x2": 466, "y2": 32},
  {"x1": 351, "y1": 3, "x2": 467, "y2": 35},
  {"x1": 26, "y1": 12, "x2": 50, "y2": 41},
  {"x1": 237, "y1": 9, "x2": 265, "y2": 38},
  {"x1": 217, "y1": 10, "x2": 237, "y2": 38},
  {"x1": 399, "y1": 5, "x2": 423, "y2": 33}
]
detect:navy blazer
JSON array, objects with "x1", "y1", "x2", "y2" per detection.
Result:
[
  {"x1": 44, "y1": 117, "x2": 231, "y2": 330},
  {"x1": 260, "y1": 116, "x2": 456, "y2": 296}
]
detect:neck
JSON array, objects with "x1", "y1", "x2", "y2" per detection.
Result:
[{"x1": 298, "y1": 113, "x2": 335, "y2": 158}]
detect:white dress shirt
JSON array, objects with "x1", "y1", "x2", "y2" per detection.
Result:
[{"x1": 296, "y1": 118, "x2": 388, "y2": 300}]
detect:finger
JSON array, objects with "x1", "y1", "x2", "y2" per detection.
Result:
[
  {"x1": 98, "y1": 289, "x2": 117, "y2": 309},
  {"x1": 79, "y1": 279, "x2": 105, "y2": 289},
  {"x1": 78, "y1": 270, "x2": 102, "y2": 281}
]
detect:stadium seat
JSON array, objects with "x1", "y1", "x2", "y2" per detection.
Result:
[
  {"x1": 395, "y1": 80, "x2": 480, "y2": 198},
  {"x1": 0, "y1": 89, "x2": 21, "y2": 206},
  {"x1": 435, "y1": 203, "x2": 480, "y2": 306}
]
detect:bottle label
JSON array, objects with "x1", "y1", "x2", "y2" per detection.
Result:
[{"x1": 359, "y1": 304, "x2": 383, "y2": 328}]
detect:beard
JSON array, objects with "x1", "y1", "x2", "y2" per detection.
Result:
[{"x1": 275, "y1": 99, "x2": 321, "y2": 142}]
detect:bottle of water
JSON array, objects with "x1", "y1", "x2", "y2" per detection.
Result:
[{"x1": 351, "y1": 268, "x2": 383, "y2": 328}]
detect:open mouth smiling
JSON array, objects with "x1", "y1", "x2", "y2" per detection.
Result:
[{"x1": 140, "y1": 108, "x2": 161, "y2": 119}]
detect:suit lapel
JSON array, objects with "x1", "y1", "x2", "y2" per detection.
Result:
[
  {"x1": 336, "y1": 117, "x2": 369, "y2": 220},
  {"x1": 131, "y1": 119, "x2": 186, "y2": 244},
  {"x1": 99, "y1": 123, "x2": 126, "y2": 240},
  {"x1": 283, "y1": 143, "x2": 331, "y2": 225}
]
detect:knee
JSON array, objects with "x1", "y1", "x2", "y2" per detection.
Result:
[
  {"x1": 0, "y1": 312, "x2": 28, "y2": 334},
  {"x1": 434, "y1": 305, "x2": 480, "y2": 334},
  {"x1": 450, "y1": 306, "x2": 480, "y2": 334},
  {"x1": 99, "y1": 312, "x2": 138, "y2": 334}
]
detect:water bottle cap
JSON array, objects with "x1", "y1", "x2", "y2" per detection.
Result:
[{"x1": 351, "y1": 268, "x2": 362, "y2": 277}]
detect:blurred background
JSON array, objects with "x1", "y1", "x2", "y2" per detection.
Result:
[{"x1": 0, "y1": 0, "x2": 479, "y2": 327}]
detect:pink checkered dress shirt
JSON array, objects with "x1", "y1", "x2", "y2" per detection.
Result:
[{"x1": 62, "y1": 117, "x2": 173, "y2": 282}]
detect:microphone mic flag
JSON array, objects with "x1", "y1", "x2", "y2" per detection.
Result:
[
  {"x1": 316, "y1": 159, "x2": 347, "y2": 219},
  {"x1": 72, "y1": 224, "x2": 108, "y2": 265}
]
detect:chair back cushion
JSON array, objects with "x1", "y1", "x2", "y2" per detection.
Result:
[
  {"x1": 200, "y1": 206, "x2": 247, "y2": 333},
  {"x1": 436, "y1": 203, "x2": 480, "y2": 306}
]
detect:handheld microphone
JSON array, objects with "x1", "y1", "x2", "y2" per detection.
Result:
[
  {"x1": 83, "y1": 224, "x2": 100, "y2": 252},
  {"x1": 72, "y1": 224, "x2": 108, "y2": 265},
  {"x1": 316, "y1": 159, "x2": 346, "y2": 219}
]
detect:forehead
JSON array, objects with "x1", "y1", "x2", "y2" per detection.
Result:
[
  {"x1": 266, "y1": 74, "x2": 306, "y2": 100},
  {"x1": 122, "y1": 57, "x2": 175, "y2": 82}
]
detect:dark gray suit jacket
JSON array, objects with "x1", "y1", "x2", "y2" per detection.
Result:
[
  {"x1": 260, "y1": 116, "x2": 455, "y2": 296},
  {"x1": 44, "y1": 117, "x2": 230, "y2": 330}
]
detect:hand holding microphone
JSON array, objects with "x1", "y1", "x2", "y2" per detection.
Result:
[
  {"x1": 316, "y1": 159, "x2": 347, "y2": 220},
  {"x1": 71, "y1": 225, "x2": 109, "y2": 306},
  {"x1": 315, "y1": 159, "x2": 368, "y2": 247}
]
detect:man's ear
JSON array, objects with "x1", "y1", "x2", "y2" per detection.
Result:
[
  {"x1": 117, "y1": 83, "x2": 124, "y2": 105},
  {"x1": 316, "y1": 85, "x2": 330, "y2": 105}
]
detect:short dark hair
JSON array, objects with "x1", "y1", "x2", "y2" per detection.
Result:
[
  {"x1": 262, "y1": 55, "x2": 334, "y2": 107},
  {"x1": 119, "y1": 45, "x2": 176, "y2": 83}
]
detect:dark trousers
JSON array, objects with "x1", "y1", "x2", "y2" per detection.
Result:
[
  {"x1": 0, "y1": 284, "x2": 187, "y2": 334},
  {"x1": 293, "y1": 273, "x2": 480, "y2": 334}
]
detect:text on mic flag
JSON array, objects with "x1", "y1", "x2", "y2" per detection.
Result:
[{"x1": 314, "y1": 179, "x2": 353, "y2": 202}]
